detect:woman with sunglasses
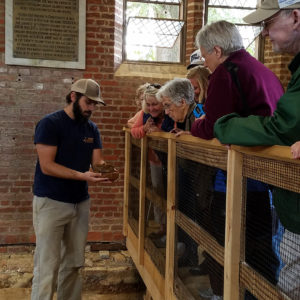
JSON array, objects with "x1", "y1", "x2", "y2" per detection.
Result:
[{"x1": 130, "y1": 83, "x2": 174, "y2": 138}]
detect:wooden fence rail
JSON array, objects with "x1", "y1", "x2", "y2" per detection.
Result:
[{"x1": 123, "y1": 128, "x2": 299, "y2": 300}]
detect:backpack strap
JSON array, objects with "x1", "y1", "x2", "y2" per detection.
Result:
[{"x1": 224, "y1": 60, "x2": 249, "y2": 117}]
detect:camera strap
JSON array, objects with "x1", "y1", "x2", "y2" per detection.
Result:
[{"x1": 224, "y1": 60, "x2": 250, "y2": 117}]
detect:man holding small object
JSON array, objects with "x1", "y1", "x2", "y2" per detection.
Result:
[{"x1": 31, "y1": 78, "x2": 112, "y2": 300}]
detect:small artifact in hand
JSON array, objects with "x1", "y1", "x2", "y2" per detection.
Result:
[{"x1": 93, "y1": 163, "x2": 119, "y2": 182}]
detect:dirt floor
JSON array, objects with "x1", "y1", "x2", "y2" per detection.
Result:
[
  {"x1": 0, "y1": 289, "x2": 144, "y2": 300},
  {"x1": 0, "y1": 245, "x2": 212, "y2": 300},
  {"x1": 178, "y1": 267, "x2": 211, "y2": 300},
  {"x1": 0, "y1": 246, "x2": 145, "y2": 300}
]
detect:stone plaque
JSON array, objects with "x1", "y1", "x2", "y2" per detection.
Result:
[{"x1": 5, "y1": 0, "x2": 86, "y2": 69}]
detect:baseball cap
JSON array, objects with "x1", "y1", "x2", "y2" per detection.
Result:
[
  {"x1": 243, "y1": 0, "x2": 300, "y2": 24},
  {"x1": 71, "y1": 79, "x2": 106, "y2": 106},
  {"x1": 187, "y1": 49, "x2": 204, "y2": 70}
]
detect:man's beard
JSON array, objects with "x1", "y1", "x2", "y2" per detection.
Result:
[{"x1": 73, "y1": 99, "x2": 92, "y2": 123}]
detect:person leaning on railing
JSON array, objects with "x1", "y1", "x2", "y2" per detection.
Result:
[
  {"x1": 214, "y1": 1, "x2": 300, "y2": 299},
  {"x1": 130, "y1": 83, "x2": 174, "y2": 237},
  {"x1": 127, "y1": 82, "x2": 150, "y2": 129},
  {"x1": 130, "y1": 83, "x2": 174, "y2": 138},
  {"x1": 156, "y1": 78, "x2": 217, "y2": 271},
  {"x1": 185, "y1": 62, "x2": 211, "y2": 276},
  {"x1": 186, "y1": 64, "x2": 210, "y2": 104},
  {"x1": 190, "y1": 20, "x2": 284, "y2": 300},
  {"x1": 156, "y1": 78, "x2": 197, "y2": 137}
]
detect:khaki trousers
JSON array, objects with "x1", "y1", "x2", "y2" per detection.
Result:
[
  {"x1": 278, "y1": 229, "x2": 300, "y2": 299},
  {"x1": 31, "y1": 196, "x2": 90, "y2": 300}
]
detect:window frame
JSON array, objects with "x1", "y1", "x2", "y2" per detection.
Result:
[{"x1": 122, "y1": 0, "x2": 187, "y2": 64}]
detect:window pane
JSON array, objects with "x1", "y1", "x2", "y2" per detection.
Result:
[
  {"x1": 207, "y1": 7, "x2": 261, "y2": 51},
  {"x1": 125, "y1": 32, "x2": 181, "y2": 62},
  {"x1": 206, "y1": 0, "x2": 261, "y2": 58},
  {"x1": 236, "y1": 25, "x2": 261, "y2": 54},
  {"x1": 140, "y1": 0, "x2": 181, "y2": 3},
  {"x1": 125, "y1": 1, "x2": 184, "y2": 62},
  {"x1": 127, "y1": 2, "x2": 180, "y2": 20},
  {"x1": 208, "y1": 0, "x2": 257, "y2": 7},
  {"x1": 207, "y1": 8, "x2": 256, "y2": 24},
  {"x1": 126, "y1": 18, "x2": 184, "y2": 48}
]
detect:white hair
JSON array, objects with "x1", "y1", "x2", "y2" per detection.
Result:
[
  {"x1": 156, "y1": 78, "x2": 194, "y2": 105},
  {"x1": 196, "y1": 20, "x2": 244, "y2": 55}
]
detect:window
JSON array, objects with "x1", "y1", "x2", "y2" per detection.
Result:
[
  {"x1": 205, "y1": 0, "x2": 262, "y2": 58},
  {"x1": 124, "y1": 0, "x2": 185, "y2": 63}
]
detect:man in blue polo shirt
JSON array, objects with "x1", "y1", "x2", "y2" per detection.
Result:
[{"x1": 31, "y1": 79, "x2": 109, "y2": 300}]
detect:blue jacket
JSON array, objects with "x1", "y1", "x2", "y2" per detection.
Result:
[{"x1": 143, "y1": 113, "x2": 174, "y2": 132}]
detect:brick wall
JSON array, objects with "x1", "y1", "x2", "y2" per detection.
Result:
[
  {"x1": 186, "y1": 0, "x2": 205, "y2": 62},
  {"x1": 0, "y1": 0, "x2": 197, "y2": 246},
  {"x1": 0, "y1": 0, "x2": 294, "y2": 247}
]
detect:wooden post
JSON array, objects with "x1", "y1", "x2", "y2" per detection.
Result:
[
  {"x1": 123, "y1": 130, "x2": 131, "y2": 237},
  {"x1": 165, "y1": 137, "x2": 176, "y2": 299},
  {"x1": 144, "y1": 289, "x2": 152, "y2": 300},
  {"x1": 223, "y1": 149, "x2": 243, "y2": 300},
  {"x1": 138, "y1": 136, "x2": 147, "y2": 265}
]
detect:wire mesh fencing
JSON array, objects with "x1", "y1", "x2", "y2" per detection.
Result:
[
  {"x1": 144, "y1": 138, "x2": 168, "y2": 277},
  {"x1": 124, "y1": 130, "x2": 300, "y2": 300},
  {"x1": 128, "y1": 142, "x2": 141, "y2": 237}
]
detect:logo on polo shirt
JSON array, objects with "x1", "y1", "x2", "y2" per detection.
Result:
[{"x1": 83, "y1": 137, "x2": 94, "y2": 143}]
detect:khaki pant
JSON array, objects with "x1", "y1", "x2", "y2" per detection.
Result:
[
  {"x1": 278, "y1": 229, "x2": 300, "y2": 299},
  {"x1": 31, "y1": 196, "x2": 90, "y2": 300}
]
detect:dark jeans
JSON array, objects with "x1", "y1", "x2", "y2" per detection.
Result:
[
  {"x1": 177, "y1": 161, "x2": 216, "y2": 268},
  {"x1": 207, "y1": 190, "x2": 279, "y2": 296}
]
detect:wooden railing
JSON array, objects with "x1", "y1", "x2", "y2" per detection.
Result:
[{"x1": 123, "y1": 128, "x2": 300, "y2": 300}]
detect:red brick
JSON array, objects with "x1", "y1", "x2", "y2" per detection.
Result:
[
  {"x1": 0, "y1": 0, "x2": 292, "y2": 248},
  {"x1": 87, "y1": 232, "x2": 102, "y2": 241},
  {"x1": 102, "y1": 231, "x2": 113, "y2": 241}
]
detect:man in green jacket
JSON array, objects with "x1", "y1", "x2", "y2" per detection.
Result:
[{"x1": 214, "y1": 0, "x2": 300, "y2": 298}]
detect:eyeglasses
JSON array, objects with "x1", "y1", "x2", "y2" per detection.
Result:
[
  {"x1": 260, "y1": 14, "x2": 281, "y2": 30},
  {"x1": 148, "y1": 83, "x2": 161, "y2": 89},
  {"x1": 163, "y1": 103, "x2": 171, "y2": 110},
  {"x1": 163, "y1": 100, "x2": 174, "y2": 110}
]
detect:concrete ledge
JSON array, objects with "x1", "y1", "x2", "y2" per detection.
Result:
[{"x1": 115, "y1": 62, "x2": 187, "y2": 79}]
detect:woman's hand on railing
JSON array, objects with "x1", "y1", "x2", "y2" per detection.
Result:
[
  {"x1": 147, "y1": 125, "x2": 161, "y2": 134},
  {"x1": 291, "y1": 141, "x2": 300, "y2": 159},
  {"x1": 170, "y1": 128, "x2": 191, "y2": 137},
  {"x1": 143, "y1": 117, "x2": 154, "y2": 132}
]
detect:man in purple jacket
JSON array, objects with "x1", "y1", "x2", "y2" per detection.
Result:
[{"x1": 190, "y1": 21, "x2": 284, "y2": 300}]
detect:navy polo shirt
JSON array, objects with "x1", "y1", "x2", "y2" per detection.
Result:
[{"x1": 33, "y1": 110, "x2": 102, "y2": 203}]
